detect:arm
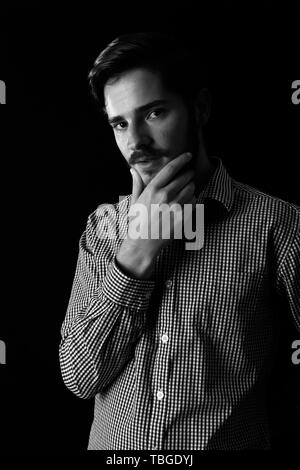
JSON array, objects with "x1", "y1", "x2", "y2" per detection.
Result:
[
  {"x1": 59, "y1": 152, "x2": 195, "y2": 399},
  {"x1": 59, "y1": 210, "x2": 155, "y2": 399},
  {"x1": 277, "y1": 228, "x2": 300, "y2": 332}
]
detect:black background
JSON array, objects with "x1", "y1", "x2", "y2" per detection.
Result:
[{"x1": 0, "y1": 1, "x2": 299, "y2": 451}]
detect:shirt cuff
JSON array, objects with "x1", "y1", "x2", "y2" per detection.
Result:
[{"x1": 101, "y1": 258, "x2": 156, "y2": 311}]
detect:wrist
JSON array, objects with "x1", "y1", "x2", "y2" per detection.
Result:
[{"x1": 116, "y1": 240, "x2": 157, "y2": 280}]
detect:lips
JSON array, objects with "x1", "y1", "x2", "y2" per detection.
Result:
[
  {"x1": 137, "y1": 157, "x2": 159, "y2": 163},
  {"x1": 137, "y1": 156, "x2": 163, "y2": 164},
  {"x1": 130, "y1": 151, "x2": 165, "y2": 165}
]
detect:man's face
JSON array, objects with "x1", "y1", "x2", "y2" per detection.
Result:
[{"x1": 104, "y1": 68, "x2": 193, "y2": 186}]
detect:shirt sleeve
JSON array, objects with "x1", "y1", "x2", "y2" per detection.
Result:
[
  {"x1": 277, "y1": 228, "x2": 300, "y2": 333},
  {"x1": 59, "y1": 210, "x2": 155, "y2": 399}
]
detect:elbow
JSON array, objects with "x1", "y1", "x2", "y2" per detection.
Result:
[
  {"x1": 59, "y1": 360, "x2": 99, "y2": 400},
  {"x1": 62, "y1": 378, "x2": 97, "y2": 400},
  {"x1": 59, "y1": 343, "x2": 100, "y2": 400}
]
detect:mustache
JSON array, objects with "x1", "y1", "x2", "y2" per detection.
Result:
[{"x1": 129, "y1": 148, "x2": 168, "y2": 165}]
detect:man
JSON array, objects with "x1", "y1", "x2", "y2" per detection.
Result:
[{"x1": 59, "y1": 32, "x2": 300, "y2": 450}]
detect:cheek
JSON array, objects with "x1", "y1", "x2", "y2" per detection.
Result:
[
  {"x1": 162, "y1": 115, "x2": 189, "y2": 150},
  {"x1": 114, "y1": 133, "x2": 127, "y2": 155}
]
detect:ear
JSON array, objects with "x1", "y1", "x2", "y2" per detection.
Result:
[{"x1": 194, "y1": 88, "x2": 212, "y2": 126}]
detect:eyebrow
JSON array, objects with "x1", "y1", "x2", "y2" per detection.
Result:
[{"x1": 107, "y1": 99, "x2": 168, "y2": 125}]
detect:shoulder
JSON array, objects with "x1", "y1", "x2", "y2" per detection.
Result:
[
  {"x1": 232, "y1": 179, "x2": 300, "y2": 227},
  {"x1": 231, "y1": 180, "x2": 299, "y2": 261}
]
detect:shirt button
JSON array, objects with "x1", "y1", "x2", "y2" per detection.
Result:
[
  {"x1": 161, "y1": 333, "x2": 169, "y2": 344},
  {"x1": 157, "y1": 390, "x2": 164, "y2": 400},
  {"x1": 165, "y1": 280, "x2": 173, "y2": 289}
]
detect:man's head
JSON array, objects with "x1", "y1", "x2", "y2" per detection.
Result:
[{"x1": 88, "y1": 32, "x2": 211, "y2": 186}]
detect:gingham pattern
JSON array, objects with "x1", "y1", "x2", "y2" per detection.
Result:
[{"x1": 59, "y1": 158, "x2": 300, "y2": 450}]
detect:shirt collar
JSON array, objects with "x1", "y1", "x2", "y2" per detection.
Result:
[{"x1": 195, "y1": 157, "x2": 234, "y2": 213}]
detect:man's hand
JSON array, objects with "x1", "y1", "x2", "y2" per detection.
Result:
[{"x1": 116, "y1": 152, "x2": 195, "y2": 279}]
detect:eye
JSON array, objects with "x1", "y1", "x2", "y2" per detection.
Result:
[
  {"x1": 147, "y1": 108, "x2": 165, "y2": 120},
  {"x1": 112, "y1": 121, "x2": 127, "y2": 131}
]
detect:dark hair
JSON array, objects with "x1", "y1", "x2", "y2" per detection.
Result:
[{"x1": 88, "y1": 32, "x2": 208, "y2": 111}]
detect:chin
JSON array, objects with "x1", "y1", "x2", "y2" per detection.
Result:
[
  {"x1": 141, "y1": 172, "x2": 156, "y2": 186},
  {"x1": 138, "y1": 159, "x2": 167, "y2": 184}
]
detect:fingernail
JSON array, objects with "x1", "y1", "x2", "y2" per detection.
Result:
[{"x1": 186, "y1": 152, "x2": 192, "y2": 159}]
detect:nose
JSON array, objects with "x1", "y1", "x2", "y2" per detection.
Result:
[{"x1": 127, "y1": 121, "x2": 153, "y2": 151}]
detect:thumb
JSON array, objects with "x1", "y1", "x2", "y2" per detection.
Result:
[{"x1": 130, "y1": 167, "x2": 144, "y2": 205}]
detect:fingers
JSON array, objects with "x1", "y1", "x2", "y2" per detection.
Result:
[
  {"x1": 174, "y1": 179, "x2": 196, "y2": 205},
  {"x1": 150, "y1": 152, "x2": 192, "y2": 189},
  {"x1": 166, "y1": 168, "x2": 195, "y2": 200},
  {"x1": 130, "y1": 167, "x2": 144, "y2": 205}
]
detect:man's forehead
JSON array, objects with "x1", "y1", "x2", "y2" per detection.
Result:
[{"x1": 104, "y1": 68, "x2": 167, "y2": 116}]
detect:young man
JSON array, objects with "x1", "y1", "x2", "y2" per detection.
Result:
[{"x1": 59, "y1": 32, "x2": 300, "y2": 450}]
